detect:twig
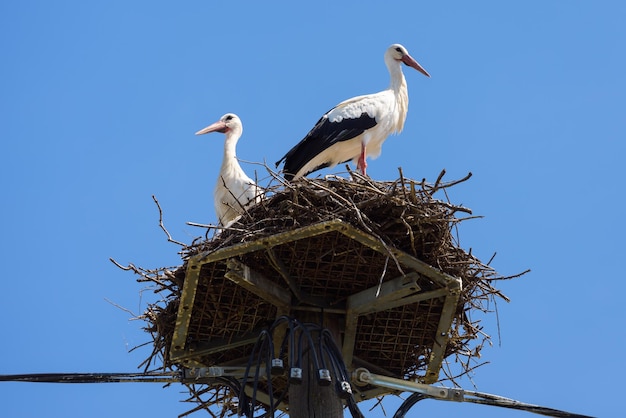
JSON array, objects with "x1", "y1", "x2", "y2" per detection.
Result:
[
  {"x1": 444, "y1": 171, "x2": 473, "y2": 189},
  {"x1": 428, "y1": 168, "x2": 447, "y2": 196},
  {"x1": 435, "y1": 200, "x2": 473, "y2": 215},
  {"x1": 109, "y1": 257, "x2": 138, "y2": 272},
  {"x1": 397, "y1": 166, "x2": 410, "y2": 203},
  {"x1": 399, "y1": 208, "x2": 417, "y2": 256},
  {"x1": 152, "y1": 195, "x2": 186, "y2": 246},
  {"x1": 104, "y1": 297, "x2": 138, "y2": 318},
  {"x1": 375, "y1": 256, "x2": 390, "y2": 297},
  {"x1": 492, "y1": 269, "x2": 531, "y2": 281},
  {"x1": 186, "y1": 221, "x2": 248, "y2": 233},
  {"x1": 493, "y1": 294, "x2": 502, "y2": 347}
]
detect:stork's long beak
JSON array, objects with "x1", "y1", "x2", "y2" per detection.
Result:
[
  {"x1": 195, "y1": 121, "x2": 228, "y2": 135},
  {"x1": 402, "y1": 54, "x2": 430, "y2": 78}
]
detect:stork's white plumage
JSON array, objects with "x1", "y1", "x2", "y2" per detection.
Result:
[
  {"x1": 276, "y1": 44, "x2": 430, "y2": 180},
  {"x1": 195, "y1": 113, "x2": 261, "y2": 226}
]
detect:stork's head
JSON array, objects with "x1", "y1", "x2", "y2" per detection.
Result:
[
  {"x1": 195, "y1": 113, "x2": 243, "y2": 136},
  {"x1": 386, "y1": 44, "x2": 430, "y2": 78}
]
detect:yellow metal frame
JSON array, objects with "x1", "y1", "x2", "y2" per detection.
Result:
[{"x1": 170, "y1": 219, "x2": 461, "y2": 385}]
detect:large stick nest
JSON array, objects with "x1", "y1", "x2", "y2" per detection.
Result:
[{"x1": 127, "y1": 168, "x2": 523, "y2": 415}]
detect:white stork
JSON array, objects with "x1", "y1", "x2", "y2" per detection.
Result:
[
  {"x1": 276, "y1": 44, "x2": 430, "y2": 180},
  {"x1": 195, "y1": 113, "x2": 261, "y2": 226}
]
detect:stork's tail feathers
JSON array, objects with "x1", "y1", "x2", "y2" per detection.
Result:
[{"x1": 275, "y1": 155, "x2": 296, "y2": 181}]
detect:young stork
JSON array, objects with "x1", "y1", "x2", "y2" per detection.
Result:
[
  {"x1": 195, "y1": 113, "x2": 261, "y2": 226},
  {"x1": 276, "y1": 44, "x2": 430, "y2": 180}
]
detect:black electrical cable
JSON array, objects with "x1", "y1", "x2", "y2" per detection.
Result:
[
  {"x1": 239, "y1": 319, "x2": 301, "y2": 418},
  {"x1": 0, "y1": 372, "x2": 180, "y2": 384},
  {"x1": 346, "y1": 394, "x2": 366, "y2": 418},
  {"x1": 262, "y1": 332, "x2": 275, "y2": 417},
  {"x1": 304, "y1": 322, "x2": 325, "y2": 372},
  {"x1": 321, "y1": 329, "x2": 348, "y2": 384},
  {"x1": 320, "y1": 329, "x2": 348, "y2": 381},
  {"x1": 271, "y1": 316, "x2": 293, "y2": 375},
  {"x1": 287, "y1": 319, "x2": 295, "y2": 375},
  {"x1": 269, "y1": 318, "x2": 297, "y2": 414},
  {"x1": 319, "y1": 331, "x2": 342, "y2": 384},
  {"x1": 240, "y1": 328, "x2": 269, "y2": 417},
  {"x1": 392, "y1": 389, "x2": 595, "y2": 418},
  {"x1": 466, "y1": 396, "x2": 596, "y2": 418},
  {"x1": 250, "y1": 334, "x2": 265, "y2": 417},
  {"x1": 320, "y1": 328, "x2": 365, "y2": 418},
  {"x1": 215, "y1": 376, "x2": 241, "y2": 394},
  {"x1": 314, "y1": 321, "x2": 328, "y2": 374},
  {"x1": 266, "y1": 378, "x2": 291, "y2": 417},
  {"x1": 295, "y1": 322, "x2": 322, "y2": 372},
  {"x1": 392, "y1": 393, "x2": 430, "y2": 418},
  {"x1": 251, "y1": 331, "x2": 274, "y2": 418}
]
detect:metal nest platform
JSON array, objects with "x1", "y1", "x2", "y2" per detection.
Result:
[
  {"x1": 173, "y1": 218, "x2": 460, "y2": 384},
  {"x1": 137, "y1": 170, "x2": 512, "y2": 413}
]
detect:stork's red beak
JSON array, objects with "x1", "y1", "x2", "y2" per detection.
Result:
[
  {"x1": 195, "y1": 121, "x2": 228, "y2": 135},
  {"x1": 402, "y1": 54, "x2": 430, "y2": 78}
]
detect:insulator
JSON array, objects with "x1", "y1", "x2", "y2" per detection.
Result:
[
  {"x1": 318, "y1": 369, "x2": 331, "y2": 386},
  {"x1": 339, "y1": 380, "x2": 353, "y2": 398},
  {"x1": 289, "y1": 367, "x2": 303, "y2": 384},
  {"x1": 270, "y1": 358, "x2": 284, "y2": 375}
]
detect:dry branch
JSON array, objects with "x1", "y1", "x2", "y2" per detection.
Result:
[{"x1": 152, "y1": 195, "x2": 186, "y2": 247}]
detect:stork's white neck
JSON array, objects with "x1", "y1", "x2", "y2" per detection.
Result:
[
  {"x1": 388, "y1": 61, "x2": 407, "y2": 92},
  {"x1": 387, "y1": 60, "x2": 409, "y2": 133},
  {"x1": 223, "y1": 126, "x2": 243, "y2": 156},
  {"x1": 221, "y1": 128, "x2": 243, "y2": 174}
]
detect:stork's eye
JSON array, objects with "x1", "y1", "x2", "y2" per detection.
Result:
[
  {"x1": 395, "y1": 47, "x2": 402, "y2": 52},
  {"x1": 225, "y1": 115, "x2": 234, "y2": 121}
]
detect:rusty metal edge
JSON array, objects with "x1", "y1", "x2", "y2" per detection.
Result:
[
  {"x1": 169, "y1": 259, "x2": 202, "y2": 363},
  {"x1": 423, "y1": 277, "x2": 462, "y2": 383}
]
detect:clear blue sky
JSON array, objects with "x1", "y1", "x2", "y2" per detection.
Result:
[{"x1": 1, "y1": 1, "x2": 623, "y2": 417}]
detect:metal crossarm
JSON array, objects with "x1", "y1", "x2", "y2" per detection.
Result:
[{"x1": 354, "y1": 368, "x2": 595, "y2": 418}]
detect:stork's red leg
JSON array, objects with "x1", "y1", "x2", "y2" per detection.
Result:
[{"x1": 357, "y1": 142, "x2": 368, "y2": 176}]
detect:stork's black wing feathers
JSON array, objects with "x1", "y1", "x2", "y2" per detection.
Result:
[{"x1": 276, "y1": 111, "x2": 377, "y2": 180}]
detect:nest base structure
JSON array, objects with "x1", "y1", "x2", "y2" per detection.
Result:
[
  {"x1": 170, "y1": 219, "x2": 461, "y2": 402},
  {"x1": 137, "y1": 172, "x2": 509, "y2": 414}
]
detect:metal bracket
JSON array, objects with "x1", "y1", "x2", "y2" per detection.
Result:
[
  {"x1": 353, "y1": 368, "x2": 464, "y2": 401},
  {"x1": 183, "y1": 366, "x2": 248, "y2": 380}
]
